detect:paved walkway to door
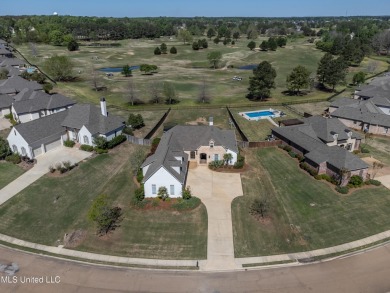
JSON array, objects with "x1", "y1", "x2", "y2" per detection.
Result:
[
  {"x1": 186, "y1": 165, "x2": 243, "y2": 271},
  {"x1": 0, "y1": 147, "x2": 92, "y2": 206},
  {"x1": 0, "y1": 117, "x2": 11, "y2": 130}
]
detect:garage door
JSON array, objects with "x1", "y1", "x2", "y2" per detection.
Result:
[
  {"x1": 44, "y1": 139, "x2": 62, "y2": 152},
  {"x1": 33, "y1": 147, "x2": 42, "y2": 157}
]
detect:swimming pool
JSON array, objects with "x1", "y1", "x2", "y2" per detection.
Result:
[
  {"x1": 239, "y1": 109, "x2": 282, "y2": 121},
  {"x1": 99, "y1": 66, "x2": 140, "y2": 73}
]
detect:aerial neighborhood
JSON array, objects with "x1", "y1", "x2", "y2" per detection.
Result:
[{"x1": 0, "y1": 11, "x2": 390, "y2": 290}]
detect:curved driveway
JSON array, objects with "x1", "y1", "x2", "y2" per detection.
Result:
[{"x1": 0, "y1": 244, "x2": 389, "y2": 292}]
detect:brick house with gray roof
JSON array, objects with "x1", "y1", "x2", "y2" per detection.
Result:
[
  {"x1": 272, "y1": 116, "x2": 368, "y2": 186},
  {"x1": 141, "y1": 125, "x2": 238, "y2": 197}
]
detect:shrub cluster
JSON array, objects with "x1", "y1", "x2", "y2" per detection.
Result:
[
  {"x1": 5, "y1": 153, "x2": 21, "y2": 164},
  {"x1": 107, "y1": 134, "x2": 126, "y2": 149},
  {"x1": 182, "y1": 186, "x2": 192, "y2": 200},
  {"x1": 134, "y1": 186, "x2": 145, "y2": 202},
  {"x1": 366, "y1": 179, "x2": 381, "y2": 186},
  {"x1": 64, "y1": 140, "x2": 75, "y2": 148},
  {"x1": 50, "y1": 160, "x2": 78, "y2": 174},
  {"x1": 136, "y1": 168, "x2": 144, "y2": 183},
  {"x1": 172, "y1": 197, "x2": 201, "y2": 211},
  {"x1": 299, "y1": 162, "x2": 318, "y2": 176},
  {"x1": 234, "y1": 154, "x2": 245, "y2": 169},
  {"x1": 314, "y1": 173, "x2": 337, "y2": 184},
  {"x1": 288, "y1": 151, "x2": 296, "y2": 158},
  {"x1": 360, "y1": 146, "x2": 370, "y2": 153},
  {"x1": 80, "y1": 144, "x2": 94, "y2": 152},
  {"x1": 95, "y1": 148, "x2": 108, "y2": 154},
  {"x1": 348, "y1": 175, "x2": 364, "y2": 188},
  {"x1": 209, "y1": 160, "x2": 224, "y2": 170},
  {"x1": 335, "y1": 186, "x2": 349, "y2": 194}
]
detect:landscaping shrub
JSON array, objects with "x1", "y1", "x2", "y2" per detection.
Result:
[
  {"x1": 182, "y1": 186, "x2": 192, "y2": 200},
  {"x1": 134, "y1": 187, "x2": 145, "y2": 202},
  {"x1": 80, "y1": 144, "x2": 94, "y2": 152},
  {"x1": 172, "y1": 197, "x2": 201, "y2": 211},
  {"x1": 209, "y1": 160, "x2": 224, "y2": 170},
  {"x1": 64, "y1": 140, "x2": 75, "y2": 148},
  {"x1": 296, "y1": 153, "x2": 304, "y2": 162},
  {"x1": 62, "y1": 160, "x2": 72, "y2": 171},
  {"x1": 299, "y1": 162, "x2": 318, "y2": 176},
  {"x1": 283, "y1": 145, "x2": 292, "y2": 152},
  {"x1": 107, "y1": 134, "x2": 126, "y2": 149},
  {"x1": 5, "y1": 153, "x2": 21, "y2": 164},
  {"x1": 335, "y1": 186, "x2": 349, "y2": 194},
  {"x1": 49, "y1": 165, "x2": 55, "y2": 173},
  {"x1": 314, "y1": 174, "x2": 322, "y2": 180},
  {"x1": 353, "y1": 150, "x2": 360, "y2": 155},
  {"x1": 95, "y1": 148, "x2": 108, "y2": 154},
  {"x1": 54, "y1": 162, "x2": 62, "y2": 170},
  {"x1": 366, "y1": 179, "x2": 381, "y2": 186},
  {"x1": 250, "y1": 197, "x2": 270, "y2": 218},
  {"x1": 360, "y1": 146, "x2": 370, "y2": 153},
  {"x1": 157, "y1": 186, "x2": 169, "y2": 201},
  {"x1": 348, "y1": 175, "x2": 364, "y2": 187},
  {"x1": 149, "y1": 137, "x2": 161, "y2": 155},
  {"x1": 234, "y1": 154, "x2": 245, "y2": 169},
  {"x1": 136, "y1": 168, "x2": 144, "y2": 183},
  {"x1": 288, "y1": 151, "x2": 296, "y2": 158},
  {"x1": 93, "y1": 136, "x2": 109, "y2": 150},
  {"x1": 122, "y1": 126, "x2": 133, "y2": 136},
  {"x1": 4, "y1": 114, "x2": 12, "y2": 119}
]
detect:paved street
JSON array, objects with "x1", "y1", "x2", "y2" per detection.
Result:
[
  {"x1": 187, "y1": 166, "x2": 243, "y2": 271},
  {"x1": 0, "y1": 243, "x2": 389, "y2": 292},
  {"x1": 0, "y1": 147, "x2": 92, "y2": 206}
]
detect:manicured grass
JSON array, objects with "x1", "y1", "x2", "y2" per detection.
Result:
[
  {"x1": 0, "y1": 143, "x2": 207, "y2": 259},
  {"x1": 232, "y1": 147, "x2": 390, "y2": 257},
  {"x1": 361, "y1": 136, "x2": 390, "y2": 166},
  {"x1": 0, "y1": 162, "x2": 25, "y2": 189},
  {"x1": 16, "y1": 38, "x2": 388, "y2": 109}
]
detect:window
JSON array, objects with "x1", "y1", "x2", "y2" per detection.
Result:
[
  {"x1": 12, "y1": 145, "x2": 17, "y2": 153},
  {"x1": 346, "y1": 143, "x2": 352, "y2": 151},
  {"x1": 14, "y1": 130, "x2": 16, "y2": 136},
  {"x1": 190, "y1": 151, "x2": 195, "y2": 159},
  {"x1": 83, "y1": 135, "x2": 89, "y2": 144},
  {"x1": 21, "y1": 147, "x2": 26, "y2": 156},
  {"x1": 209, "y1": 140, "x2": 214, "y2": 148},
  {"x1": 384, "y1": 127, "x2": 388, "y2": 134},
  {"x1": 214, "y1": 154, "x2": 219, "y2": 161},
  {"x1": 152, "y1": 184, "x2": 157, "y2": 195},
  {"x1": 170, "y1": 185, "x2": 175, "y2": 195}
]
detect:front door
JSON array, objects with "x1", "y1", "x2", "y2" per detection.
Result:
[{"x1": 200, "y1": 153, "x2": 207, "y2": 164}]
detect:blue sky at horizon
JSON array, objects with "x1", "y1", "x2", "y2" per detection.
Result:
[{"x1": 1, "y1": 0, "x2": 389, "y2": 17}]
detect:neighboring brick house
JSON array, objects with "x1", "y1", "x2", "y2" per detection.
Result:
[
  {"x1": 141, "y1": 125, "x2": 238, "y2": 197},
  {"x1": 272, "y1": 116, "x2": 368, "y2": 186}
]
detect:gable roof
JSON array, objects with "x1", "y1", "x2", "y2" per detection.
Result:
[
  {"x1": 0, "y1": 76, "x2": 42, "y2": 93},
  {"x1": 355, "y1": 74, "x2": 390, "y2": 99},
  {"x1": 11, "y1": 110, "x2": 69, "y2": 148},
  {"x1": 12, "y1": 89, "x2": 75, "y2": 114},
  {"x1": 0, "y1": 47, "x2": 11, "y2": 55},
  {"x1": 142, "y1": 125, "x2": 238, "y2": 184},
  {"x1": 61, "y1": 104, "x2": 125, "y2": 135},
  {"x1": 0, "y1": 58, "x2": 26, "y2": 67},
  {"x1": 0, "y1": 94, "x2": 13, "y2": 109}
]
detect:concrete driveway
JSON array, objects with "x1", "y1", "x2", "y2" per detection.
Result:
[
  {"x1": 0, "y1": 147, "x2": 92, "y2": 206},
  {"x1": 0, "y1": 117, "x2": 11, "y2": 131},
  {"x1": 186, "y1": 165, "x2": 243, "y2": 271}
]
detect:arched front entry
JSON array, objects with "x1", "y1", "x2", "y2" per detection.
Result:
[{"x1": 200, "y1": 153, "x2": 207, "y2": 164}]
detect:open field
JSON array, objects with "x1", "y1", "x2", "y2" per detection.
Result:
[
  {"x1": 232, "y1": 147, "x2": 390, "y2": 257},
  {"x1": 0, "y1": 162, "x2": 25, "y2": 190},
  {"x1": 16, "y1": 37, "x2": 388, "y2": 109},
  {"x1": 0, "y1": 143, "x2": 207, "y2": 259}
]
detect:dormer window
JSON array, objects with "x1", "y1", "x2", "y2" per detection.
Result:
[{"x1": 209, "y1": 140, "x2": 214, "y2": 148}]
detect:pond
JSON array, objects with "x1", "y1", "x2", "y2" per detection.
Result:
[
  {"x1": 99, "y1": 65, "x2": 140, "y2": 73},
  {"x1": 238, "y1": 64, "x2": 257, "y2": 70}
]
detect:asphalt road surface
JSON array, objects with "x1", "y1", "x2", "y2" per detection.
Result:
[{"x1": 0, "y1": 244, "x2": 390, "y2": 293}]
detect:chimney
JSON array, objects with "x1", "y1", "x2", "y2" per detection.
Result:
[
  {"x1": 209, "y1": 116, "x2": 213, "y2": 126},
  {"x1": 347, "y1": 131, "x2": 353, "y2": 138},
  {"x1": 100, "y1": 97, "x2": 107, "y2": 117},
  {"x1": 333, "y1": 133, "x2": 338, "y2": 142}
]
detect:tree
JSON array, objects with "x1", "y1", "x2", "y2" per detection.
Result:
[
  {"x1": 182, "y1": 186, "x2": 192, "y2": 200},
  {"x1": 327, "y1": 57, "x2": 348, "y2": 90},
  {"x1": 372, "y1": 161, "x2": 384, "y2": 179},
  {"x1": 0, "y1": 68, "x2": 9, "y2": 79},
  {"x1": 163, "y1": 81, "x2": 178, "y2": 104},
  {"x1": 207, "y1": 28, "x2": 216, "y2": 40},
  {"x1": 247, "y1": 61, "x2": 277, "y2": 101},
  {"x1": 317, "y1": 53, "x2": 333, "y2": 85},
  {"x1": 197, "y1": 79, "x2": 211, "y2": 103},
  {"x1": 247, "y1": 41, "x2": 256, "y2": 51},
  {"x1": 149, "y1": 81, "x2": 161, "y2": 104},
  {"x1": 157, "y1": 186, "x2": 169, "y2": 201},
  {"x1": 140, "y1": 64, "x2": 158, "y2": 75},
  {"x1": 260, "y1": 40, "x2": 268, "y2": 51},
  {"x1": 0, "y1": 137, "x2": 11, "y2": 159},
  {"x1": 125, "y1": 79, "x2": 137, "y2": 106},
  {"x1": 42, "y1": 83, "x2": 53, "y2": 94},
  {"x1": 250, "y1": 197, "x2": 269, "y2": 218},
  {"x1": 30, "y1": 72, "x2": 46, "y2": 84},
  {"x1": 154, "y1": 47, "x2": 161, "y2": 55},
  {"x1": 277, "y1": 37, "x2": 287, "y2": 47},
  {"x1": 49, "y1": 30, "x2": 64, "y2": 46},
  {"x1": 67, "y1": 40, "x2": 79, "y2": 51},
  {"x1": 128, "y1": 113, "x2": 144, "y2": 129},
  {"x1": 93, "y1": 136, "x2": 108, "y2": 149},
  {"x1": 87, "y1": 194, "x2": 122, "y2": 235},
  {"x1": 170, "y1": 46, "x2": 177, "y2": 54},
  {"x1": 200, "y1": 39, "x2": 208, "y2": 49},
  {"x1": 286, "y1": 65, "x2": 311, "y2": 94},
  {"x1": 90, "y1": 64, "x2": 102, "y2": 91},
  {"x1": 207, "y1": 51, "x2": 222, "y2": 69},
  {"x1": 213, "y1": 37, "x2": 220, "y2": 44},
  {"x1": 352, "y1": 72, "x2": 366, "y2": 85},
  {"x1": 43, "y1": 55, "x2": 74, "y2": 81},
  {"x1": 223, "y1": 153, "x2": 233, "y2": 165},
  {"x1": 233, "y1": 31, "x2": 240, "y2": 41},
  {"x1": 160, "y1": 43, "x2": 167, "y2": 54},
  {"x1": 121, "y1": 64, "x2": 132, "y2": 77},
  {"x1": 268, "y1": 37, "x2": 278, "y2": 51},
  {"x1": 192, "y1": 41, "x2": 200, "y2": 50},
  {"x1": 130, "y1": 148, "x2": 146, "y2": 174},
  {"x1": 178, "y1": 29, "x2": 193, "y2": 45}
]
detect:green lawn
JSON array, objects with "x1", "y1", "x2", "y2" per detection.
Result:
[
  {"x1": 233, "y1": 148, "x2": 390, "y2": 257},
  {"x1": 0, "y1": 162, "x2": 25, "y2": 189},
  {"x1": 0, "y1": 143, "x2": 207, "y2": 259},
  {"x1": 16, "y1": 37, "x2": 388, "y2": 109},
  {"x1": 360, "y1": 136, "x2": 390, "y2": 166}
]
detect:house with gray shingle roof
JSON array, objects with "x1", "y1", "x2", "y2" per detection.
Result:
[
  {"x1": 141, "y1": 125, "x2": 238, "y2": 197},
  {"x1": 0, "y1": 76, "x2": 42, "y2": 95},
  {"x1": 0, "y1": 47, "x2": 12, "y2": 58},
  {"x1": 0, "y1": 93, "x2": 13, "y2": 117},
  {"x1": 11, "y1": 89, "x2": 75, "y2": 123},
  {"x1": 272, "y1": 116, "x2": 368, "y2": 186},
  {"x1": 7, "y1": 98, "x2": 125, "y2": 159},
  {"x1": 329, "y1": 97, "x2": 390, "y2": 136}
]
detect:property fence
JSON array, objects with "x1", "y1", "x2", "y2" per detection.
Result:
[
  {"x1": 144, "y1": 107, "x2": 171, "y2": 139},
  {"x1": 125, "y1": 135, "x2": 151, "y2": 146},
  {"x1": 226, "y1": 106, "x2": 248, "y2": 142}
]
